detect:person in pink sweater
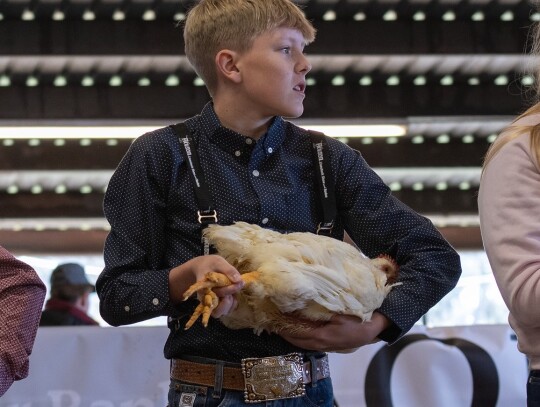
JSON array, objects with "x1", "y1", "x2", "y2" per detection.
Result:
[
  {"x1": 478, "y1": 17, "x2": 540, "y2": 407},
  {"x1": 0, "y1": 246, "x2": 46, "y2": 396}
]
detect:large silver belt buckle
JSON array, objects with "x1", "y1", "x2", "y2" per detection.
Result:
[{"x1": 241, "y1": 352, "x2": 305, "y2": 403}]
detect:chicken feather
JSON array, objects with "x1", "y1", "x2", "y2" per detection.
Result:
[{"x1": 183, "y1": 221, "x2": 399, "y2": 335}]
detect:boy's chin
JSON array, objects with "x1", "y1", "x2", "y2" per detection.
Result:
[{"x1": 280, "y1": 107, "x2": 304, "y2": 119}]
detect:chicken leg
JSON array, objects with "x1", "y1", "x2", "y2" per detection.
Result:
[{"x1": 182, "y1": 271, "x2": 260, "y2": 329}]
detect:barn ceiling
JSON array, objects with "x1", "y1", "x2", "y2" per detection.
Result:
[{"x1": 0, "y1": 0, "x2": 537, "y2": 253}]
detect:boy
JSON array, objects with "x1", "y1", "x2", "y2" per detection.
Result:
[{"x1": 96, "y1": 0, "x2": 462, "y2": 405}]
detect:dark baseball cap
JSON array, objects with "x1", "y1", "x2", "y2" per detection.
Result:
[{"x1": 50, "y1": 263, "x2": 95, "y2": 291}]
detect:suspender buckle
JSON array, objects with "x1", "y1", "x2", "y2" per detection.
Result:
[
  {"x1": 316, "y1": 221, "x2": 334, "y2": 235},
  {"x1": 198, "y1": 209, "x2": 218, "y2": 224}
]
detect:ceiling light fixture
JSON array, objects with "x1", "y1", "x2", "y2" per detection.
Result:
[
  {"x1": 322, "y1": 10, "x2": 336, "y2": 21},
  {"x1": 382, "y1": 10, "x2": 397, "y2": 21},
  {"x1": 331, "y1": 75, "x2": 345, "y2": 86},
  {"x1": 165, "y1": 74, "x2": 180, "y2": 86},
  {"x1": 82, "y1": 9, "x2": 96, "y2": 20},
  {"x1": 442, "y1": 11, "x2": 456, "y2": 21},
  {"x1": 353, "y1": 12, "x2": 366, "y2": 21},
  {"x1": 412, "y1": 11, "x2": 426, "y2": 21},
  {"x1": 26, "y1": 75, "x2": 39, "y2": 87},
  {"x1": 471, "y1": 11, "x2": 484, "y2": 21},
  {"x1": 193, "y1": 77, "x2": 205, "y2": 86},
  {"x1": 500, "y1": 11, "x2": 514, "y2": 21},
  {"x1": 112, "y1": 9, "x2": 125, "y2": 21},
  {"x1": 52, "y1": 9, "x2": 65, "y2": 21},
  {"x1": 81, "y1": 75, "x2": 95, "y2": 86},
  {"x1": 0, "y1": 74, "x2": 11, "y2": 87},
  {"x1": 142, "y1": 9, "x2": 156, "y2": 21},
  {"x1": 21, "y1": 9, "x2": 35, "y2": 20}
]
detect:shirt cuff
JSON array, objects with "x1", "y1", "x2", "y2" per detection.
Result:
[{"x1": 377, "y1": 322, "x2": 402, "y2": 344}]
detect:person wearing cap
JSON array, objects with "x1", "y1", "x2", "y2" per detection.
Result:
[{"x1": 40, "y1": 263, "x2": 99, "y2": 326}]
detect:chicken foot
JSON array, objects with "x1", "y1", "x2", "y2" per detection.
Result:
[{"x1": 182, "y1": 271, "x2": 259, "y2": 329}]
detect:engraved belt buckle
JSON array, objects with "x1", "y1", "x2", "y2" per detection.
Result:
[{"x1": 241, "y1": 352, "x2": 305, "y2": 403}]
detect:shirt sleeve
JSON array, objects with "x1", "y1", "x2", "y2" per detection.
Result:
[
  {"x1": 0, "y1": 246, "x2": 46, "y2": 396},
  {"x1": 333, "y1": 142, "x2": 462, "y2": 343},
  {"x1": 478, "y1": 135, "x2": 540, "y2": 327},
  {"x1": 97, "y1": 131, "x2": 184, "y2": 326}
]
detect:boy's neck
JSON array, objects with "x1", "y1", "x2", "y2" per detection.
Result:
[{"x1": 213, "y1": 99, "x2": 272, "y2": 140}]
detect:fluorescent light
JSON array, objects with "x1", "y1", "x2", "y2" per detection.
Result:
[
  {"x1": 0, "y1": 215, "x2": 480, "y2": 232},
  {"x1": 305, "y1": 125, "x2": 406, "y2": 138},
  {"x1": 0, "y1": 124, "x2": 408, "y2": 139},
  {"x1": 0, "y1": 126, "x2": 155, "y2": 139}
]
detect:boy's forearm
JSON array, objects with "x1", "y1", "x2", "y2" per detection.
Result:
[{"x1": 97, "y1": 267, "x2": 177, "y2": 326}]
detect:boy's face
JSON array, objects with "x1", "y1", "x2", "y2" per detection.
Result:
[{"x1": 234, "y1": 27, "x2": 312, "y2": 119}]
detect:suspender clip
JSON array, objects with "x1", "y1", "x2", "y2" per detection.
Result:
[
  {"x1": 197, "y1": 209, "x2": 218, "y2": 224},
  {"x1": 316, "y1": 221, "x2": 334, "y2": 235}
]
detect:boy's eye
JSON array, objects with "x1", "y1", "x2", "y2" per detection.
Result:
[{"x1": 281, "y1": 47, "x2": 291, "y2": 54}]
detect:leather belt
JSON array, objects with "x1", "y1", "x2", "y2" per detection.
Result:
[{"x1": 170, "y1": 354, "x2": 330, "y2": 392}]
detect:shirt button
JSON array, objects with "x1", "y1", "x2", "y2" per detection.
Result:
[
  {"x1": 252, "y1": 170, "x2": 259, "y2": 177},
  {"x1": 262, "y1": 218, "x2": 269, "y2": 224},
  {"x1": 235, "y1": 150, "x2": 241, "y2": 157},
  {"x1": 152, "y1": 298, "x2": 159, "y2": 306},
  {"x1": 245, "y1": 138, "x2": 253, "y2": 145},
  {"x1": 267, "y1": 147, "x2": 273, "y2": 154},
  {"x1": 124, "y1": 305, "x2": 130, "y2": 312}
]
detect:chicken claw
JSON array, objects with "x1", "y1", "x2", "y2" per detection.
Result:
[
  {"x1": 182, "y1": 271, "x2": 233, "y2": 329},
  {"x1": 184, "y1": 289, "x2": 219, "y2": 329}
]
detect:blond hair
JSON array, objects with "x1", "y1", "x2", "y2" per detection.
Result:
[
  {"x1": 183, "y1": 0, "x2": 316, "y2": 95},
  {"x1": 483, "y1": 20, "x2": 540, "y2": 169}
]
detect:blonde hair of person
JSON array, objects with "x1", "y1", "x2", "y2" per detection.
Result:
[
  {"x1": 483, "y1": 20, "x2": 540, "y2": 169},
  {"x1": 183, "y1": 0, "x2": 316, "y2": 96}
]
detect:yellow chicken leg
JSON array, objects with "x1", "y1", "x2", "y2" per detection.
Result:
[
  {"x1": 182, "y1": 271, "x2": 234, "y2": 329},
  {"x1": 184, "y1": 288, "x2": 219, "y2": 329},
  {"x1": 182, "y1": 271, "x2": 261, "y2": 329}
]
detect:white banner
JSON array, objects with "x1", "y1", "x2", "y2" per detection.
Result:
[{"x1": 1, "y1": 324, "x2": 527, "y2": 406}]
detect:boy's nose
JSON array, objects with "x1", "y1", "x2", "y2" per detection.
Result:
[{"x1": 298, "y1": 54, "x2": 312, "y2": 74}]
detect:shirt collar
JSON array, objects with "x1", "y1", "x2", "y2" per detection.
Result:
[{"x1": 199, "y1": 102, "x2": 286, "y2": 158}]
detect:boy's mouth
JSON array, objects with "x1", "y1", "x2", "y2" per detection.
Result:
[{"x1": 293, "y1": 82, "x2": 306, "y2": 93}]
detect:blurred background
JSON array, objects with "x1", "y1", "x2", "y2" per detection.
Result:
[{"x1": 1, "y1": 0, "x2": 537, "y2": 327}]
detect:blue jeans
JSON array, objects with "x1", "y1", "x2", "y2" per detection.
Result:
[
  {"x1": 528, "y1": 370, "x2": 540, "y2": 407},
  {"x1": 168, "y1": 378, "x2": 334, "y2": 407}
]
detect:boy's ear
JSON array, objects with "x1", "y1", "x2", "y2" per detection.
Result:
[{"x1": 215, "y1": 49, "x2": 242, "y2": 84}]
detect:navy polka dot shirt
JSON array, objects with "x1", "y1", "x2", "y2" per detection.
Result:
[{"x1": 97, "y1": 102, "x2": 461, "y2": 362}]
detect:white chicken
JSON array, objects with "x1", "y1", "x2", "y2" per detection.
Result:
[{"x1": 183, "y1": 221, "x2": 399, "y2": 335}]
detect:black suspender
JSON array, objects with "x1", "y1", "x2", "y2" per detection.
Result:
[
  {"x1": 170, "y1": 123, "x2": 217, "y2": 255},
  {"x1": 308, "y1": 130, "x2": 336, "y2": 236},
  {"x1": 170, "y1": 123, "x2": 337, "y2": 253}
]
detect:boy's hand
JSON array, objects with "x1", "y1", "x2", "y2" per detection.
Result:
[
  {"x1": 168, "y1": 255, "x2": 244, "y2": 318},
  {"x1": 279, "y1": 312, "x2": 390, "y2": 352}
]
